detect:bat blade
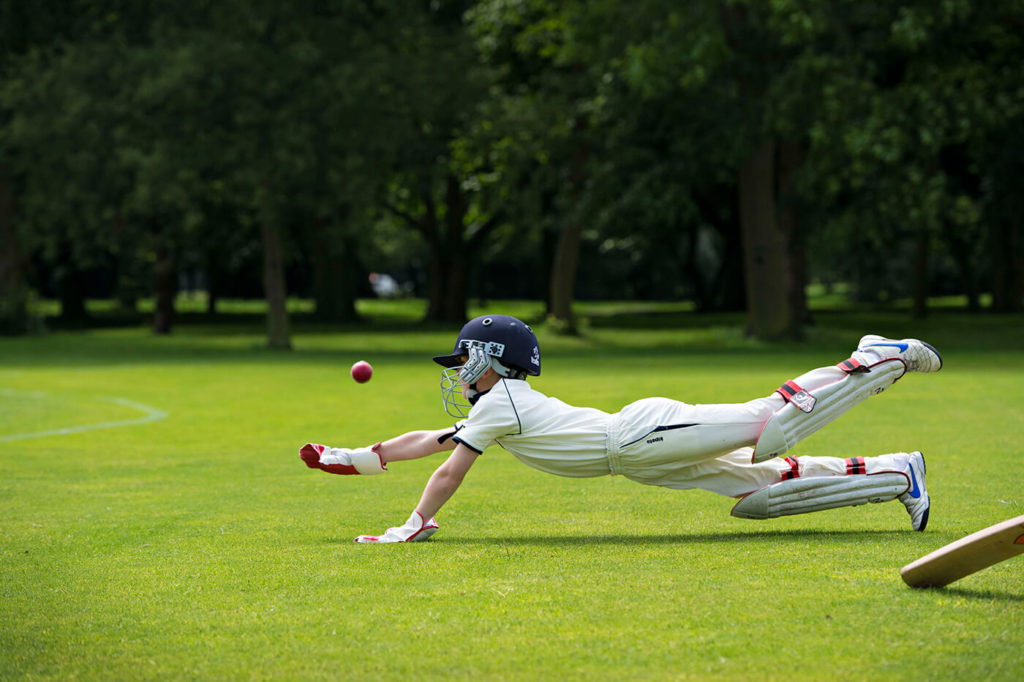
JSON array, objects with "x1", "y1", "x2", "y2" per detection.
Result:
[{"x1": 901, "y1": 514, "x2": 1024, "y2": 588}]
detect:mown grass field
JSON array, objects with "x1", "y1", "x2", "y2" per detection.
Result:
[{"x1": 2, "y1": 302, "x2": 1022, "y2": 680}]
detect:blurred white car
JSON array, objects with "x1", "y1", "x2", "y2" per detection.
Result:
[{"x1": 369, "y1": 272, "x2": 401, "y2": 298}]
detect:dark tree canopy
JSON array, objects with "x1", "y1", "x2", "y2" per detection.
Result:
[{"x1": 2, "y1": 0, "x2": 1022, "y2": 340}]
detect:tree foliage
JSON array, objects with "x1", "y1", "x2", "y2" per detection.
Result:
[{"x1": 1, "y1": 0, "x2": 1022, "y2": 340}]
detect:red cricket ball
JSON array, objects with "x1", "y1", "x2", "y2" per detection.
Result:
[{"x1": 351, "y1": 360, "x2": 373, "y2": 383}]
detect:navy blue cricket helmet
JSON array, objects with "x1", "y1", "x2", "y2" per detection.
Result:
[
  {"x1": 433, "y1": 314, "x2": 541, "y2": 377},
  {"x1": 434, "y1": 315, "x2": 541, "y2": 417}
]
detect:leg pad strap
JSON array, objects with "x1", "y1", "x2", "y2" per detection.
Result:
[{"x1": 752, "y1": 359, "x2": 905, "y2": 463}]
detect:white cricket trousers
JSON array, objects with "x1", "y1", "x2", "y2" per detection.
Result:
[{"x1": 608, "y1": 360, "x2": 905, "y2": 497}]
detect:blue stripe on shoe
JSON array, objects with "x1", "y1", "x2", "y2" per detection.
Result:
[
  {"x1": 907, "y1": 465, "x2": 921, "y2": 499},
  {"x1": 863, "y1": 342, "x2": 909, "y2": 352}
]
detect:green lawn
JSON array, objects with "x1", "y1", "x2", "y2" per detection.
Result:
[{"x1": 2, "y1": 305, "x2": 1022, "y2": 680}]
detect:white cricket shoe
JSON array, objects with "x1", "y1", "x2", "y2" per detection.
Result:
[
  {"x1": 899, "y1": 451, "x2": 930, "y2": 531},
  {"x1": 858, "y1": 335, "x2": 943, "y2": 373}
]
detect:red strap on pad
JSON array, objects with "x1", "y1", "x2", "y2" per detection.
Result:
[
  {"x1": 845, "y1": 457, "x2": 866, "y2": 475},
  {"x1": 836, "y1": 357, "x2": 868, "y2": 374},
  {"x1": 781, "y1": 456, "x2": 800, "y2": 481},
  {"x1": 776, "y1": 380, "x2": 817, "y2": 413}
]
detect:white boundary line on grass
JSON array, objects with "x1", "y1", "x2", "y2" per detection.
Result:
[{"x1": 0, "y1": 393, "x2": 168, "y2": 443}]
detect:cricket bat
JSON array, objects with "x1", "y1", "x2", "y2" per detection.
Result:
[{"x1": 901, "y1": 514, "x2": 1024, "y2": 588}]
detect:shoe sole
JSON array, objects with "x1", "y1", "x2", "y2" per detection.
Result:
[
  {"x1": 910, "y1": 451, "x2": 929, "y2": 531},
  {"x1": 916, "y1": 340, "x2": 943, "y2": 372}
]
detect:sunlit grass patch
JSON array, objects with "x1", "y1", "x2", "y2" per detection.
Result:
[{"x1": 1, "y1": 306, "x2": 1022, "y2": 680}]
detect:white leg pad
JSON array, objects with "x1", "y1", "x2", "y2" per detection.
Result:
[
  {"x1": 730, "y1": 471, "x2": 910, "y2": 519},
  {"x1": 752, "y1": 359, "x2": 905, "y2": 463}
]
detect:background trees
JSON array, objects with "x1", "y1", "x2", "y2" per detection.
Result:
[{"x1": 1, "y1": 0, "x2": 1021, "y2": 342}]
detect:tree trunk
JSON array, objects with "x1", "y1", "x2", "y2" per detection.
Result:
[
  {"x1": 716, "y1": 203, "x2": 746, "y2": 312},
  {"x1": 777, "y1": 139, "x2": 809, "y2": 330},
  {"x1": 548, "y1": 221, "x2": 584, "y2": 332},
  {"x1": 787, "y1": 235, "x2": 809, "y2": 326},
  {"x1": 541, "y1": 219, "x2": 557, "y2": 314},
  {"x1": 0, "y1": 172, "x2": 29, "y2": 335},
  {"x1": 440, "y1": 175, "x2": 468, "y2": 322},
  {"x1": 991, "y1": 217, "x2": 1023, "y2": 313},
  {"x1": 204, "y1": 247, "x2": 220, "y2": 316},
  {"x1": 420, "y1": 178, "x2": 471, "y2": 324},
  {"x1": 57, "y1": 270, "x2": 88, "y2": 324},
  {"x1": 686, "y1": 224, "x2": 712, "y2": 312},
  {"x1": 262, "y1": 221, "x2": 291, "y2": 349},
  {"x1": 312, "y1": 227, "x2": 360, "y2": 323},
  {"x1": 548, "y1": 138, "x2": 589, "y2": 333},
  {"x1": 113, "y1": 226, "x2": 140, "y2": 314},
  {"x1": 152, "y1": 235, "x2": 176, "y2": 334},
  {"x1": 56, "y1": 242, "x2": 89, "y2": 326},
  {"x1": 739, "y1": 139, "x2": 791, "y2": 340},
  {"x1": 442, "y1": 259, "x2": 468, "y2": 322},
  {"x1": 418, "y1": 192, "x2": 447, "y2": 322},
  {"x1": 425, "y1": 247, "x2": 463, "y2": 322},
  {"x1": 424, "y1": 238, "x2": 445, "y2": 320},
  {"x1": 911, "y1": 228, "x2": 930, "y2": 319},
  {"x1": 942, "y1": 222, "x2": 980, "y2": 313}
]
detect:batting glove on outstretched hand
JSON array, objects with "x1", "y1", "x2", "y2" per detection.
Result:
[
  {"x1": 299, "y1": 442, "x2": 386, "y2": 475},
  {"x1": 355, "y1": 511, "x2": 439, "y2": 543}
]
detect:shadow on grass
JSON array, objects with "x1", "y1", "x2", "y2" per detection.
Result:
[
  {"x1": 329, "y1": 528, "x2": 906, "y2": 547},
  {"x1": 913, "y1": 586, "x2": 1024, "y2": 603}
]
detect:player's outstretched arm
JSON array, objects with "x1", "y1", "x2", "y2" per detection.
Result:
[
  {"x1": 354, "y1": 443, "x2": 478, "y2": 543},
  {"x1": 377, "y1": 427, "x2": 459, "y2": 463},
  {"x1": 299, "y1": 427, "x2": 457, "y2": 475}
]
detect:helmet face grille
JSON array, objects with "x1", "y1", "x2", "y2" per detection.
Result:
[
  {"x1": 434, "y1": 314, "x2": 541, "y2": 417},
  {"x1": 440, "y1": 367, "x2": 472, "y2": 418}
]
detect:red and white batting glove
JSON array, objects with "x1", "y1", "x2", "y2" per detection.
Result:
[
  {"x1": 354, "y1": 511, "x2": 439, "y2": 543},
  {"x1": 299, "y1": 442, "x2": 386, "y2": 475}
]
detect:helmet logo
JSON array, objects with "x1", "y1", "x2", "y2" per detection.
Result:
[
  {"x1": 530, "y1": 345, "x2": 540, "y2": 367},
  {"x1": 459, "y1": 339, "x2": 505, "y2": 357}
]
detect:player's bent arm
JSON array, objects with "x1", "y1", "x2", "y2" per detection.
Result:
[
  {"x1": 413, "y1": 444, "x2": 479, "y2": 521},
  {"x1": 377, "y1": 427, "x2": 459, "y2": 463},
  {"x1": 353, "y1": 444, "x2": 477, "y2": 543}
]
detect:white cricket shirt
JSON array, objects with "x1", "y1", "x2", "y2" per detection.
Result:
[
  {"x1": 453, "y1": 378, "x2": 613, "y2": 477},
  {"x1": 449, "y1": 377, "x2": 793, "y2": 496}
]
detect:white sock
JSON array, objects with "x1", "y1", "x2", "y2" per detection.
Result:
[
  {"x1": 851, "y1": 348, "x2": 886, "y2": 365},
  {"x1": 793, "y1": 452, "x2": 910, "y2": 478}
]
